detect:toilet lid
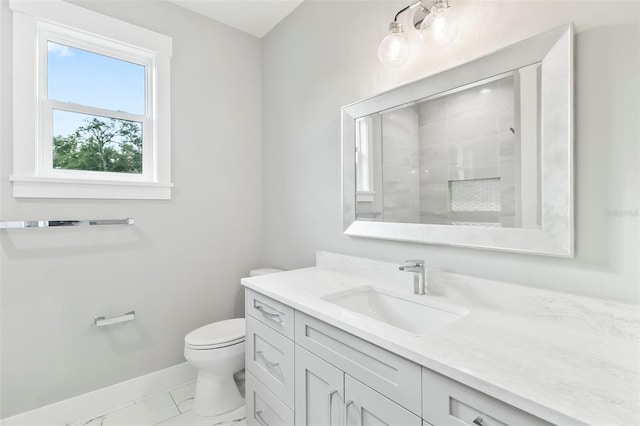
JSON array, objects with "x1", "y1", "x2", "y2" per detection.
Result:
[{"x1": 185, "y1": 318, "x2": 245, "y2": 347}]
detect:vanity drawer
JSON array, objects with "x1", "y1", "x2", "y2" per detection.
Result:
[
  {"x1": 246, "y1": 371, "x2": 294, "y2": 426},
  {"x1": 422, "y1": 368, "x2": 553, "y2": 426},
  {"x1": 246, "y1": 289, "x2": 295, "y2": 339},
  {"x1": 246, "y1": 315, "x2": 295, "y2": 409},
  {"x1": 295, "y1": 311, "x2": 422, "y2": 416}
]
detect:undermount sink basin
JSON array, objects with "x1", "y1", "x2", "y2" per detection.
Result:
[{"x1": 322, "y1": 287, "x2": 467, "y2": 335}]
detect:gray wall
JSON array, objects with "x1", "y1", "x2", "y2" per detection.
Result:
[
  {"x1": 261, "y1": 1, "x2": 639, "y2": 304},
  {"x1": 0, "y1": 1, "x2": 262, "y2": 417}
]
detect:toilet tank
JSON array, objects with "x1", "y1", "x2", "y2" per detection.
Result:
[{"x1": 249, "y1": 268, "x2": 283, "y2": 277}]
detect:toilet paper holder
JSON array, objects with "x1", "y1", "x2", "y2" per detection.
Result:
[{"x1": 94, "y1": 311, "x2": 136, "y2": 327}]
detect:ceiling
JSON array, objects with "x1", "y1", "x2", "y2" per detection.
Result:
[{"x1": 167, "y1": 0, "x2": 304, "y2": 38}]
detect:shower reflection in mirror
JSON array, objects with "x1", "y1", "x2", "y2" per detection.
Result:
[{"x1": 355, "y1": 64, "x2": 542, "y2": 229}]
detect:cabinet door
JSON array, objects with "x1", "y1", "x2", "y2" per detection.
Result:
[
  {"x1": 295, "y1": 311, "x2": 421, "y2": 415},
  {"x1": 345, "y1": 375, "x2": 421, "y2": 426},
  {"x1": 295, "y1": 345, "x2": 345, "y2": 426}
]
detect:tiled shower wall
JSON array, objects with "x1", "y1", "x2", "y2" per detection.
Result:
[
  {"x1": 417, "y1": 75, "x2": 519, "y2": 226},
  {"x1": 381, "y1": 107, "x2": 420, "y2": 223}
]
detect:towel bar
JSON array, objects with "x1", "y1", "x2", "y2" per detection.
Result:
[
  {"x1": 94, "y1": 311, "x2": 136, "y2": 327},
  {"x1": 0, "y1": 218, "x2": 134, "y2": 229}
]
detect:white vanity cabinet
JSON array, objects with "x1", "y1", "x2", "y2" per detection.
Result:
[
  {"x1": 295, "y1": 345, "x2": 421, "y2": 426},
  {"x1": 245, "y1": 290, "x2": 295, "y2": 426},
  {"x1": 422, "y1": 368, "x2": 553, "y2": 426},
  {"x1": 344, "y1": 375, "x2": 422, "y2": 426},
  {"x1": 246, "y1": 289, "x2": 295, "y2": 338},
  {"x1": 246, "y1": 316, "x2": 295, "y2": 408},
  {"x1": 294, "y1": 311, "x2": 422, "y2": 416},
  {"x1": 245, "y1": 289, "x2": 556, "y2": 426},
  {"x1": 246, "y1": 371, "x2": 295, "y2": 426}
]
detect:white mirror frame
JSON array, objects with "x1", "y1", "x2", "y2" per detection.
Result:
[{"x1": 342, "y1": 25, "x2": 574, "y2": 257}]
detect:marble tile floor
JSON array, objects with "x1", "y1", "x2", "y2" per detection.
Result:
[{"x1": 66, "y1": 381, "x2": 246, "y2": 426}]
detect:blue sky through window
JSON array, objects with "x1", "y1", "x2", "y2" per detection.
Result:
[{"x1": 48, "y1": 41, "x2": 145, "y2": 136}]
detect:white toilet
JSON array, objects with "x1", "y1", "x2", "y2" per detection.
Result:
[
  {"x1": 184, "y1": 318, "x2": 246, "y2": 417},
  {"x1": 184, "y1": 268, "x2": 283, "y2": 417}
]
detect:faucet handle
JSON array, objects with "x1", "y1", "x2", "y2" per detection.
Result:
[{"x1": 403, "y1": 259, "x2": 424, "y2": 267}]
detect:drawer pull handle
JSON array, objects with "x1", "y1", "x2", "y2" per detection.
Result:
[
  {"x1": 345, "y1": 400, "x2": 362, "y2": 426},
  {"x1": 255, "y1": 304, "x2": 284, "y2": 324},
  {"x1": 329, "y1": 390, "x2": 339, "y2": 426},
  {"x1": 255, "y1": 409, "x2": 268, "y2": 425},
  {"x1": 255, "y1": 350, "x2": 280, "y2": 369},
  {"x1": 473, "y1": 416, "x2": 484, "y2": 426}
]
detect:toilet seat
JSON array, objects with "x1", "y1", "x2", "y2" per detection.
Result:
[
  {"x1": 186, "y1": 337, "x2": 244, "y2": 350},
  {"x1": 185, "y1": 318, "x2": 245, "y2": 350}
]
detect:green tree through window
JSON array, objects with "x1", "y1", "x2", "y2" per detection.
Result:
[{"x1": 53, "y1": 117, "x2": 142, "y2": 174}]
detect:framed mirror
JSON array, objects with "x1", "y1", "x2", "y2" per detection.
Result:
[{"x1": 342, "y1": 25, "x2": 573, "y2": 257}]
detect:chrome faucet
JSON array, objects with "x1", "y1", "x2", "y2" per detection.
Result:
[{"x1": 399, "y1": 259, "x2": 426, "y2": 295}]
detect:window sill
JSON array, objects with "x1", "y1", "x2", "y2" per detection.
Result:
[{"x1": 10, "y1": 176, "x2": 173, "y2": 200}]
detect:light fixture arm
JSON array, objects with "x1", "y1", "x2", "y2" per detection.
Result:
[
  {"x1": 393, "y1": 0, "x2": 422, "y2": 22},
  {"x1": 378, "y1": 0, "x2": 454, "y2": 66},
  {"x1": 391, "y1": 0, "x2": 450, "y2": 29}
]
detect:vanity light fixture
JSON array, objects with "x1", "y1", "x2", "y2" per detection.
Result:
[{"x1": 378, "y1": 0, "x2": 452, "y2": 66}]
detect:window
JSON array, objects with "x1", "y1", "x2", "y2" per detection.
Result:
[
  {"x1": 48, "y1": 41, "x2": 146, "y2": 176},
  {"x1": 355, "y1": 116, "x2": 375, "y2": 202},
  {"x1": 10, "y1": 0, "x2": 173, "y2": 199}
]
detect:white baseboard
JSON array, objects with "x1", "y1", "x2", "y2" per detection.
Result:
[{"x1": 1, "y1": 362, "x2": 197, "y2": 426}]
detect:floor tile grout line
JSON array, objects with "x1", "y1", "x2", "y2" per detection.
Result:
[
  {"x1": 147, "y1": 390, "x2": 183, "y2": 425},
  {"x1": 151, "y1": 411, "x2": 182, "y2": 426},
  {"x1": 168, "y1": 390, "x2": 180, "y2": 412},
  {"x1": 176, "y1": 396, "x2": 195, "y2": 414},
  {"x1": 169, "y1": 381, "x2": 196, "y2": 414}
]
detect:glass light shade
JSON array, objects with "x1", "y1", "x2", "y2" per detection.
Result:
[
  {"x1": 431, "y1": 13, "x2": 449, "y2": 41},
  {"x1": 419, "y1": 1, "x2": 456, "y2": 49},
  {"x1": 378, "y1": 22, "x2": 411, "y2": 67}
]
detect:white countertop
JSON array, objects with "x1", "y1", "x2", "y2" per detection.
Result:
[{"x1": 241, "y1": 252, "x2": 640, "y2": 426}]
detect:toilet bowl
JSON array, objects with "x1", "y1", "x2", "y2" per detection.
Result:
[
  {"x1": 184, "y1": 318, "x2": 246, "y2": 417},
  {"x1": 184, "y1": 268, "x2": 284, "y2": 417}
]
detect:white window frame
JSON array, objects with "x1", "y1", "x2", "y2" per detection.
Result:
[
  {"x1": 40, "y1": 28, "x2": 154, "y2": 183},
  {"x1": 10, "y1": 0, "x2": 173, "y2": 199},
  {"x1": 355, "y1": 116, "x2": 375, "y2": 202}
]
